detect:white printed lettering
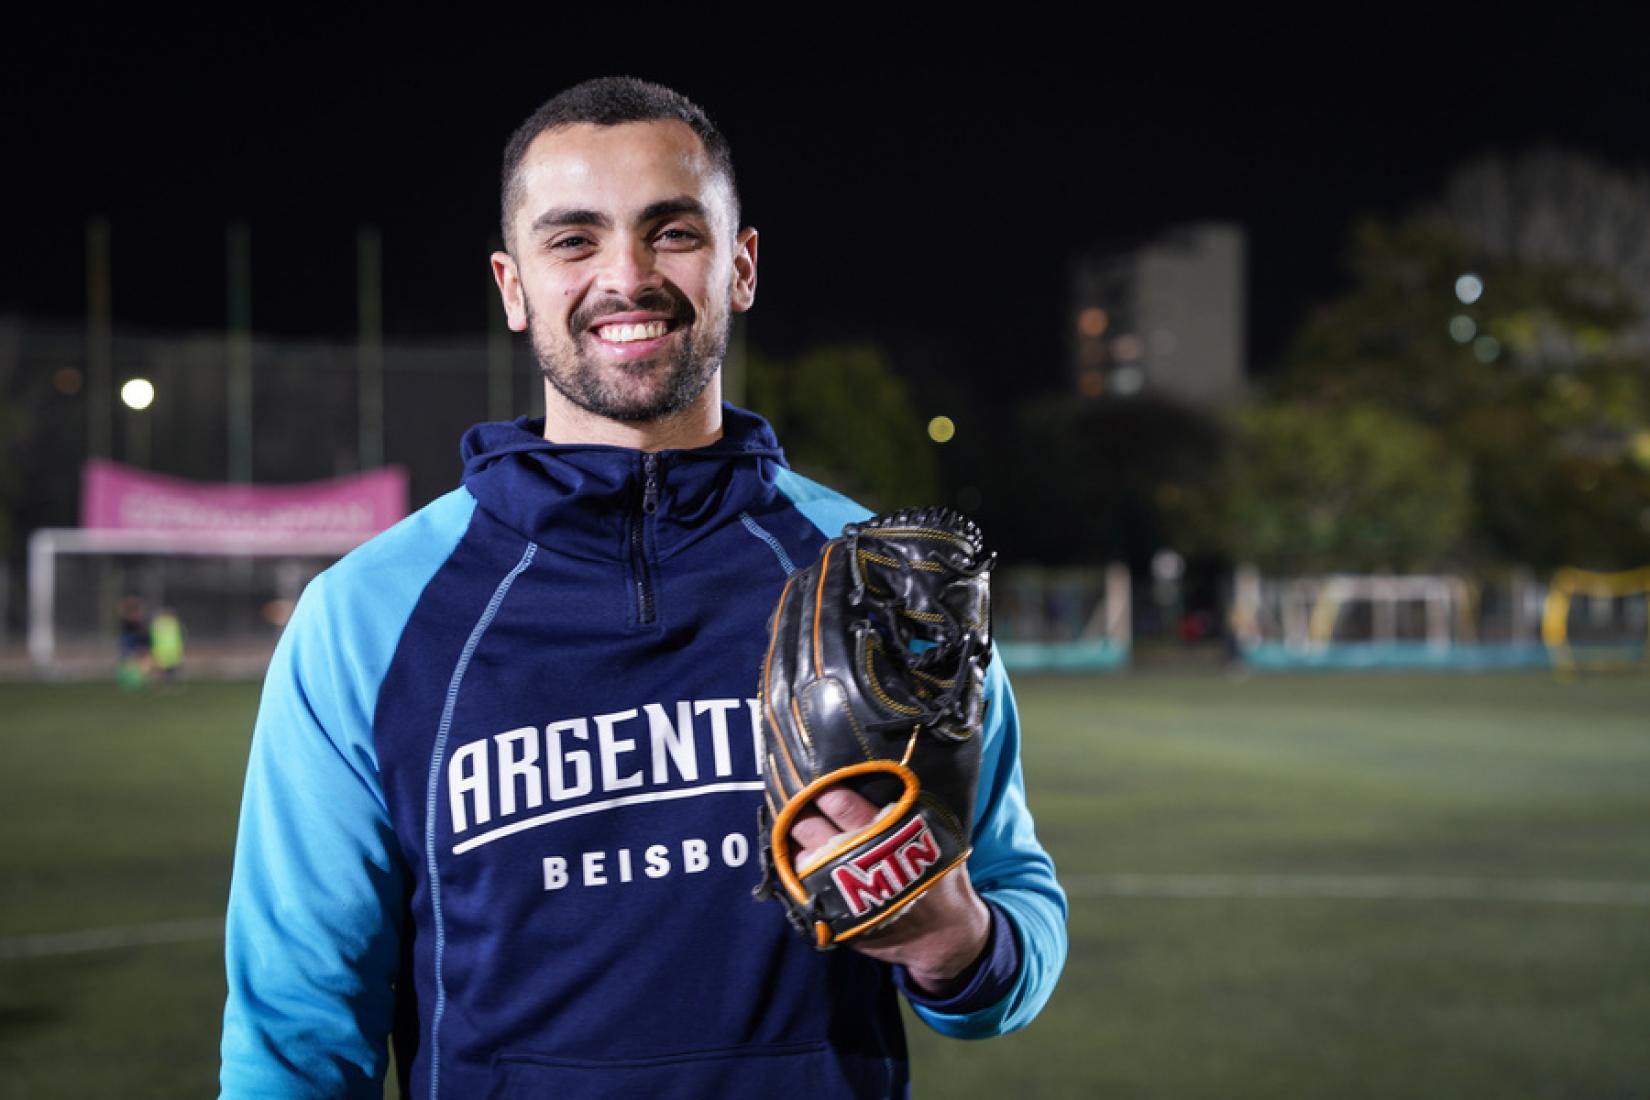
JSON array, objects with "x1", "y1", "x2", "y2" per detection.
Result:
[
  {"x1": 448, "y1": 740, "x2": 490, "y2": 833},
  {"x1": 583, "y1": 850, "x2": 607, "y2": 887},
  {"x1": 546, "y1": 719, "x2": 593, "y2": 800},
  {"x1": 745, "y1": 698, "x2": 764, "y2": 773},
  {"x1": 683, "y1": 837, "x2": 709, "y2": 873},
  {"x1": 645, "y1": 844, "x2": 671, "y2": 878},
  {"x1": 722, "y1": 832, "x2": 750, "y2": 868},
  {"x1": 645, "y1": 701, "x2": 698, "y2": 784},
  {"x1": 595, "y1": 709, "x2": 643, "y2": 792},
  {"x1": 542, "y1": 856, "x2": 568, "y2": 890},
  {"x1": 696, "y1": 698, "x2": 740, "y2": 778},
  {"x1": 493, "y1": 726, "x2": 542, "y2": 819}
]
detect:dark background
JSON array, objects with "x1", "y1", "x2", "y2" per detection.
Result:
[{"x1": 8, "y1": 14, "x2": 1649, "y2": 396}]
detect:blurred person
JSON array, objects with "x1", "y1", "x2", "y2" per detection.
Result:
[
  {"x1": 148, "y1": 606, "x2": 184, "y2": 686},
  {"x1": 116, "y1": 594, "x2": 149, "y2": 689},
  {"x1": 218, "y1": 77, "x2": 1065, "y2": 1099}
]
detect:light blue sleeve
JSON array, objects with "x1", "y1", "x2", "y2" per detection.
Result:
[
  {"x1": 910, "y1": 658, "x2": 1069, "y2": 1038},
  {"x1": 771, "y1": 468, "x2": 1068, "y2": 1036},
  {"x1": 220, "y1": 490, "x2": 475, "y2": 1099}
]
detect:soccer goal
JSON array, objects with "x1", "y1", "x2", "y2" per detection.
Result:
[
  {"x1": 1541, "y1": 566, "x2": 1650, "y2": 674},
  {"x1": 1231, "y1": 567, "x2": 1548, "y2": 670},
  {"x1": 27, "y1": 528, "x2": 365, "y2": 677}
]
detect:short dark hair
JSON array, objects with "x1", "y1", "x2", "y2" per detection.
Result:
[{"x1": 500, "y1": 76, "x2": 740, "y2": 248}]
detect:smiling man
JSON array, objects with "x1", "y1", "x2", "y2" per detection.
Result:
[
  {"x1": 220, "y1": 77, "x2": 1065, "y2": 1099},
  {"x1": 494, "y1": 114, "x2": 755, "y2": 442}
]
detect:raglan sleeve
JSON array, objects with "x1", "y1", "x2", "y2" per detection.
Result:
[
  {"x1": 902, "y1": 658, "x2": 1068, "y2": 1037},
  {"x1": 219, "y1": 569, "x2": 408, "y2": 1099}
]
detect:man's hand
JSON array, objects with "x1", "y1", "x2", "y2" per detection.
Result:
[{"x1": 791, "y1": 786, "x2": 992, "y2": 996}]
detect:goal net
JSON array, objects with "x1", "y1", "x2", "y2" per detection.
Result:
[
  {"x1": 1231, "y1": 568, "x2": 1548, "y2": 669},
  {"x1": 1541, "y1": 566, "x2": 1650, "y2": 674},
  {"x1": 27, "y1": 528, "x2": 366, "y2": 676}
]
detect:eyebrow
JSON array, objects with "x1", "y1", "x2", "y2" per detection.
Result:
[
  {"x1": 528, "y1": 195, "x2": 710, "y2": 238},
  {"x1": 638, "y1": 196, "x2": 709, "y2": 223},
  {"x1": 529, "y1": 207, "x2": 611, "y2": 235}
]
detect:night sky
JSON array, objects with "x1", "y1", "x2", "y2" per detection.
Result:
[{"x1": 7, "y1": 15, "x2": 1650, "y2": 403}]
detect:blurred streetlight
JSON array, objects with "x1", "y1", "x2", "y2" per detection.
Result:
[
  {"x1": 927, "y1": 415, "x2": 956, "y2": 444},
  {"x1": 1455, "y1": 273, "x2": 1484, "y2": 305},
  {"x1": 120, "y1": 378, "x2": 155, "y2": 410}
]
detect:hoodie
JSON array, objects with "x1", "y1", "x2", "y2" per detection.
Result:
[{"x1": 220, "y1": 404, "x2": 1066, "y2": 1099}]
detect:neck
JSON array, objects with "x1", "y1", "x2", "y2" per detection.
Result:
[{"x1": 541, "y1": 374, "x2": 725, "y2": 452}]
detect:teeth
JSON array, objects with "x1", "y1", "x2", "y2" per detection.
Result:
[{"x1": 597, "y1": 321, "x2": 669, "y2": 343}]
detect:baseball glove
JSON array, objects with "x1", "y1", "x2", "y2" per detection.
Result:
[{"x1": 753, "y1": 507, "x2": 994, "y2": 949}]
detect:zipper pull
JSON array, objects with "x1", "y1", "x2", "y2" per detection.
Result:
[{"x1": 642, "y1": 453, "x2": 660, "y2": 515}]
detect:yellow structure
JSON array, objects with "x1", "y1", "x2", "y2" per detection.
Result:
[{"x1": 1540, "y1": 566, "x2": 1650, "y2": 675}]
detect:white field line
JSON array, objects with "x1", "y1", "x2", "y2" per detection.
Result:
[
  {"x1": 5, "y1": 873, "x2": 1649, "y2": 962},
  {"x1": 1064, "y1": 873, "x2": 1650, "y2": 907},
  {"x1": 0, "y1": 916, "x2": 225, "y2": 961}
]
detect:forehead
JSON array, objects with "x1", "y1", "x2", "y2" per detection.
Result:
[{"x1": 514, "y1": 120, "x2": 733, "y2": 228}]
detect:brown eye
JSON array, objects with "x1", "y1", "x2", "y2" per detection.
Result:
[{"x1": 656, "y1": 227, "x2": 701, "y2": 249}]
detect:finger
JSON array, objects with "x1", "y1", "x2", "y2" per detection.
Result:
[
  {"x1": 788, "y1": 804, "x2": 842, "y2": 857},
  {"x1": 810, "y1": 785, "x2": 881, "y2": 831}
]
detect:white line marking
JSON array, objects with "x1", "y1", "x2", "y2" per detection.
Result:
[
  {"x1": 0, "y1": 917, "x2": 225, "y2": 961},
  {"x1": 451, "y1": 780, "x2": 766, "y2": 855},
  {"x1": 1063, "y1": 873, "x2": 1650, "y2": 907}
]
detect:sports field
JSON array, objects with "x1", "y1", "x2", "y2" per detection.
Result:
[{"x1": 2, "y1": 672, "x2": 1647, "y2": 1098}]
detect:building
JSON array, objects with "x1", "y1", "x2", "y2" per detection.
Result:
[{"x1": 1070, "y1": 223, "x2": 1247, "y2": 408}]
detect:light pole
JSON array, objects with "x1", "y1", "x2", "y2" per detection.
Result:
[{"x1": 121, "y1": 377, "x2": 155, "y2": 468}]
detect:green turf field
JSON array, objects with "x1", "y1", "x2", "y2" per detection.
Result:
[{"x1": 2, "y1": 673, "x2": 1648, "y2": 1098}]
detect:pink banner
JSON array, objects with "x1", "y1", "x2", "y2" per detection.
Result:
[{"x1": 81, "y1": 460, "x2": 408, "y2": 541}]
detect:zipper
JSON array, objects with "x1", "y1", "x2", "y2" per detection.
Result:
[{"x1": 631, "y1": 453, "x2": 660, "y2": 624}]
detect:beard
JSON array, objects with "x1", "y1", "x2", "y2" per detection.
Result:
[{"x1": 526, "y1": 287, "x2": 729, "y2": 424}]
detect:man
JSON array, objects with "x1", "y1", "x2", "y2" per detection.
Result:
[{"x1": 220, "y1": 77, "x2": 1065, "y2": 1099}]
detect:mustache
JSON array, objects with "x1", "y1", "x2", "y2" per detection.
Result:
[{"x1": 573, "y1": 290, "x2": 694, "y2": 333}]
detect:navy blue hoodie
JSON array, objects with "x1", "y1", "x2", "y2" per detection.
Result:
[{"x1": 221, "y1": 405, "x2": 1066, "y2": 1099}]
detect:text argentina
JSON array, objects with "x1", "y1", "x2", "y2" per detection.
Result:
[{"x1": 448, "y1": 697, "x2": 763, "y2": 836}]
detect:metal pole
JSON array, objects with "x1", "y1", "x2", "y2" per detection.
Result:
[
  {"x1": 130, "y1": 404, "x2": 150, "y2": 468},
  {"x1": 358, "y1": 225, "x2": 385, "y2": 468},
  {"x1": 28, "y1": 529, "x2": 56, "y2": 667},
  {"x1": 227, "y1": 221, "x2": 254, "y2": 482},
  {"x1": 86, "y1": 219, "x2": 113, "y2": 461}
]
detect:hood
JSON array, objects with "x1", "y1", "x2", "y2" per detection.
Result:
[{"x1": 459, "y1": 403, "x2": 788, "y2": 562}]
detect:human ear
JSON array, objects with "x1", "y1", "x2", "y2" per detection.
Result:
[
  {"x1": 490, "y1": 251, "x2": 529, "y2": 332},
  {"x1": 731, "y1": 227, "x2": 758, "y2": 314}
]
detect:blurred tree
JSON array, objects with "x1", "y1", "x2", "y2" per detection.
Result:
[
  {"x1": 1424, "y1": 149, "x2": 1650, "y2": 352},
  {"x1": 1271, "y1": 152, "x2": 1650, "y2": 570},
  {"x1": 1209, "y1": 401, "x2": 1471, "y2": 573},
  {"x1": 746, "y1": 344, "x2": 939, "y2": 511}
]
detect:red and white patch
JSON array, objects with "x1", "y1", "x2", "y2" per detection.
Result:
[{"x1": 830, "y1": 815, "x2": 943, "y2": 918}]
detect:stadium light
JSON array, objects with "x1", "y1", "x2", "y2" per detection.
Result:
[{"x1": 120, "y1": 378, "x2": 155, "y2": 411}]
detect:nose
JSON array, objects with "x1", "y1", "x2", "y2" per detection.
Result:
[{"x1": 594, "y1": 233, "x2": 663, "y2": 301}]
